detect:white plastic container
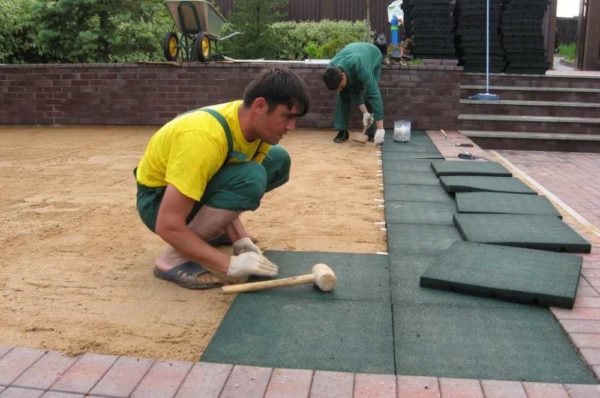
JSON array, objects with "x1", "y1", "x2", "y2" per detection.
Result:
[{"x1": 393, "y1": 120, "x2": 411, "y2": 142}]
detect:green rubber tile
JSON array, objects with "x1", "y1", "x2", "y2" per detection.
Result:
[
  {"x1": 383, "y1": 159, "x2": 434, "y2": 172},
  {"x1": 387, "y1": 224, "x2": 463, "y2": 255},
  {"x1": 383, "y1": 144, "x2": 440, "y2": 153},
  {"x1": 385, "y1": 152, "x2": 444, "y2": 160},
  {"x1": 454, "y1": 213, "x2": 592, "y2": 253},
  {"x1": 431, "y1": 160, "x2": 512, "y2": 177},
  {"x1": 420, "y1": 242, "x2": 582, "y2": 308},
  {"x1": 385, "y1": 185, "x2": 453, "y2": 203},
  {"x1": 384, "y1": 129, "x2": 433, "y2": 145},
  {"x1": 252, "y1": 251, "x2": 389, "y2": 302},
  {"x1": 394, "y1": 304, "x2": 598, "y2": 383},
  {"x1": 383, "y1": 171, "x2": 440, "y2": 186},
  {"x1": 456, "y1": 192, "x2": 562, "y2": 217},
  {"x1": 439, "y1": 176, "x2": 536, "y2": 194},
  {"x1": 390, "y1": 255, "x2": 519, "y2": 308},
  {"x1": 201, "y1": 295, "x2": 395, "y2": 374},
  {"x1": 385, "y1": 201, "x2": 456, "y2": 225}
]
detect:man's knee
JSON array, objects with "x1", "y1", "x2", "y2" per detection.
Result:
[{"x1": 263, "y1": 145, "x2": 291, "y2": 191}]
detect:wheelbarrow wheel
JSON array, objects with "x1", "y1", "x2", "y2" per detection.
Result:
[
  {"x1": 163, "y1": 32, "x2": 179, "y2": 61},
  {"x1": 193, "y1": 32, "x2": 211, "y2": 62}
]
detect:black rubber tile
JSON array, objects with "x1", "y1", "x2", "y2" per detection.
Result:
[
  {"x1": 252, "y1": 251, "x2": 390, "y2": 302},
  {"x1": 456, "y1": 192, "x2": 562, "y2": 217},
  {"x1": 387, "y1": 224, "x2": 463, "y2": 255},
  {"x1": 383, "y1": 159, "x2": 434, "y2": 172},
  {"x1": 420, "y1": 242, "x2": 582, "y2": 308},
  {"x1": 390, "y1": 255, "x2": 519, "y2": 308},
  {"x1": 202, "y1": 295, "x2": 395, "y2": 374},
  {"x1": 383, "y1": 171, "x2": 440, "y2": 186},
  {"x1": 431, "y1": 160, "x2": 512, "y2": 176},
  {"x1": 454, "y1": 213, "x2": 592, "y2": 253},
  {"x1": 394, "y1": 304, "x2": 597, "y2": 383},
  {"x1": 385, "y1": 185, "x2": 453, "y2": 203},
  {"x1": 439, "y1": 176, "x2": 536, "y2": 194},
  {"x1": 386, "y1": 201, "x2": 456, "y2": 225}
]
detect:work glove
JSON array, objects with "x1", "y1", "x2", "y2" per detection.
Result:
[
  {"x1": 227, "y1": 252, "x2": 278, "y2": 278},
  {"x1": 362, "y1": 112, "x2": 374, "y2": 128},
  {"x1": 374, "y1": 128, "x2": 385, "y2": 145},
  {"x1": 232, "y1": 237, "x2": 262, "y2": 255}
]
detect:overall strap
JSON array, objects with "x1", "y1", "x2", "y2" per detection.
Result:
[{"x1": 200, "y1": 108, "x2": 233, "y2": 165}]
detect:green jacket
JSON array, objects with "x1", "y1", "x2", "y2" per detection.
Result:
[{"x1": 329, "y1": 42, "x2": 384, "y2": 120}]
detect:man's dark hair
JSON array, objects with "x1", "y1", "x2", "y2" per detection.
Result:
[
  {"x1": 322, "y1": 67, "x2": 343, "y2": 90},
  {"x1": 243, "y1": 67, "x2": 310, "y2": 117}
]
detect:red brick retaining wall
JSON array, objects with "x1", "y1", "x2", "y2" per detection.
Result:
[{"x1": 0, "y1": 62, "x2": 461, "y2": 131}]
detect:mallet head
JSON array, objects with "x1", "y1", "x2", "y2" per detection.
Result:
[{"x1": 312, "y1": 263, "x2": 336, "y2": 292}]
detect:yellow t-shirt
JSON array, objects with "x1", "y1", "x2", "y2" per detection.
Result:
[{"x1": 135, "y1": 100, "x2": 271, "y2": 201}]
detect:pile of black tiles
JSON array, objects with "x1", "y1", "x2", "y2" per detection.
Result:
[
  {"x1": 455, "y1": 0, "x2": 506, "y2": 73},
  {"x1": 403, "y1": 0, "x2": 457, "y2": 60},
  {"x1": 501, "y1": 0, "x2": 550, "y2": 74}
]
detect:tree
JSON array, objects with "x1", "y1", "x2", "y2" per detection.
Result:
[{"x1": 224, "y1": 0, "x2": 288, "y2": 59}]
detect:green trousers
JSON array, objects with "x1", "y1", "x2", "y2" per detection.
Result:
[
  {"x1": 136, "y1": 145, "x2": 290, "y2": 232},
  {"x1": 333, "y1": 96, "x2": 376, "y2": 137}
]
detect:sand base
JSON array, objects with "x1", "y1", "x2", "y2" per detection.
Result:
[{"x1": 0, "y1": 126, "x2": 385, "y2": 361}]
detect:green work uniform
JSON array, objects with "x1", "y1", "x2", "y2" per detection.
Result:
[{"x1": 329, "y1": 42, "x2": 384, "y2": 136}]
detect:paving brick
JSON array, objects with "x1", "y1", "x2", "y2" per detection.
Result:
[
  {"x1": 576, "y1": 287, "x2": 600, "y2": 297},
  {"x1": 353, "y1": 374, "x2": 395, "y2": 398},
  {"x1": 397, "y1": 375, "x2": 440, "y2": 398},
  {"x1": 12, "y1": 351, "x2": 77, "y2": 390},
  {"x1": 0, "y1": 347, "x2": 11, "y2": 359},
  {"x1": 130, "y1": 359, "x2": 192, "y2": 398},
  {"x1": 480, "y1": 380, "x2": 526, "y2": 398},
  {"x1": 88, "y1": 356, "x2": 154, "y2": 398},
  {"x1": 220, "y1": 365, "x2": 271, "y2": 398},
  {"x1": 561, "y1": 320, "x2": 600, "y2": 334},
  {"x1": 438, "y1": 378, "x2": 483, "y2": 398},
  {"x1": 264, "y1": 368, "x2": 313, "y2": 398},
  {"x1": 310, "y1": 371, "x2": 354, "y2": 398},
  {"x1": 175, "y1": 362, "x2": 232, "y2": 398},
  {"x1": 570, "y1": 333, "x2": 600, "y2": 348},
  {"x1": 581, "y1": 348, "x2": 600, "y2": 365},
  {"x1": 553, "y1": 308, "x2": 600, "y2": 321},
  {"x1": 522, "y1": 382, "x2": 569, "y2": 398},
  {"x1": 565, "y1": 384, "x2": 600, "y2": 398},
  {"x1": 41, "y1": 392, "x2": 85, "y2": 398},
  {"x1": 50, "y1": 353, "x2": 116, "y2": 394},
  {"x1": 0, "y1": 347, "x2": 46, "y2": 385},
  {"x1": 0, "y1": 387, "x2": 43, "y2": 398}
]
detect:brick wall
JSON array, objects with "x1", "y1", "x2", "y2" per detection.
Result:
[
  {"x1": 583, "y1": 0, "x2": 600, "y2": 70},
  {"x1": 0, "y1": 62, "x2": 461, "y2": 131}
]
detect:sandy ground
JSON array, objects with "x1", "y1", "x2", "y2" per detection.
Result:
[{"x1": 0, "y1": 126, "x2": 385, "y2": 361}]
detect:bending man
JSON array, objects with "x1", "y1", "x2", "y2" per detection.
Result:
[
  {"x1": 134, "y1": 68, "x2": 310, "y2": 289},
  {"x1": 322, "y1": 42, "x2": 385, "y2": 145}
]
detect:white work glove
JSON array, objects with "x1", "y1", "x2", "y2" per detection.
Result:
[
  {"x1": 362, "y1": 112, "x2": 374, "y2": 128},
  {"x1": 374, "y1": 128, "x2": 385, "y2": 145},
  {"x1": 232, "y1": 237, "x2": 262, "y2": 255},
  {"x1": 227, "y1": 252, "x2": 278, "y2": 278}
]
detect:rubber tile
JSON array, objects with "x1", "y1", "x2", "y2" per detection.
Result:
[
  {"x1": 454, "y1": 213, "x2": 591, "y2": 253},
  {"x1": 390, "y1": 255, "x2": 519, "y2": 308},
  {"x1": 201, "y1": 295, "x2": 395, "y2": 374},
  {"x1": 456, "y1": 192, "x2": 562, "y2": 217},
  {"x1": 387, "y1": 224, "x2": 463, "y2": 255},
  {"x1": 384, "y1": 185, "x2": 454, "y2": 203},
  {"x1": 385, "y1": 152, "x2": 444, "y2": 160},
  {"x1": 385, "y1": 201, "x2": 456, "y2": 225},
  {"x1": 439, "y1": 176, "x2": 536, "y2": 194},
  {"x1": 420, "y1": 241, "x2": 582, "y2": 308},
  {"x1": 382, "y1": 144, "x2": 440, "y2": 153},
  {"x1": 383, "y1": 171, "x2": 440, "y2": 186},
  {"x1": 384, "y1": 129, "x2": 433, "y2": 145},
  {"x1": 394, "y1": 304, "x2": 598, "y2": 383},
  {"x1": 383, "y1": 159, "x2": 434, "y2": 172},
  {"x1": 245, "y1": 251, "x2": 390, "y2": 302},
  {"x1": 431, "y1": 160, "x2": 512, "y2": 176}
]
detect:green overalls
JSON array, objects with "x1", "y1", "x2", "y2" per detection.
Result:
[{"x1": 135, "y1": 108, "x2": 290, "y2": 232}]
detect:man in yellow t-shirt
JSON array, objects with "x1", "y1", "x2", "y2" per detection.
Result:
[{"x1": 135, "y1": 68, "x2": 310, "y2": 289}]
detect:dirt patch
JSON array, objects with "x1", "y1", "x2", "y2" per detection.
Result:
[{"x1": 0, "y1": 125, "x2": 385, "y2": 361}]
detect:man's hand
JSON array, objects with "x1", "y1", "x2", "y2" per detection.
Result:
[
  {"x1": 374, "y1": 128, "x2": 385, "y2": 145},
  {"x1": 233, "y1": 237, "x2": 262, "y2": 255},
  {"x1": 362, "y1": 112, "x2": 374, "y2": 128},
  {"x1": 227, "y1": 252, "x2": 278, "y2": 278}
]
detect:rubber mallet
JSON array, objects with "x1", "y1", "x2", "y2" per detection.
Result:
[{"x1": 222, "y1": 263, "x2": 336, "y2": 294}]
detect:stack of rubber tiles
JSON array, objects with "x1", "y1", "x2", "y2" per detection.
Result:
[
  {"x1": 402, "y1": 0, "x2": 457, "y2": 60},
  {"x1": 454, "y1": 0, "x2": 506, "y2": 73},
  {"x1": 501, "y1": 0, "x2": 550, "y2": 74}
]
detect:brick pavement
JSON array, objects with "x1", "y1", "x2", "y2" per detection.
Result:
[{"x1": 3, "y1": 132, "x2": 600, "y2": 397}]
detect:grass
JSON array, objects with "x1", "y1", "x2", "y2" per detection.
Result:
[{"x1": 558, "y1": 42, "x2": 576, "y2": 62}]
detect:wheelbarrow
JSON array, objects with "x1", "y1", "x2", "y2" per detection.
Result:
[{"x1": 163, "y1": 0, "x2": 241, "y2": 62}]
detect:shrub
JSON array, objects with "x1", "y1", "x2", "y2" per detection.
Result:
[{"x1": 558, "y1": 42, "x2": 576, "y2": 62}]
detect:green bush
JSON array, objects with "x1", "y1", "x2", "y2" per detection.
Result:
[
  {"x1": 0, "y1": 0, "x2": 38, "y2": 63},
  {"x1": 558, "y1": 42, "x2": 576, "y2": 62}
]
